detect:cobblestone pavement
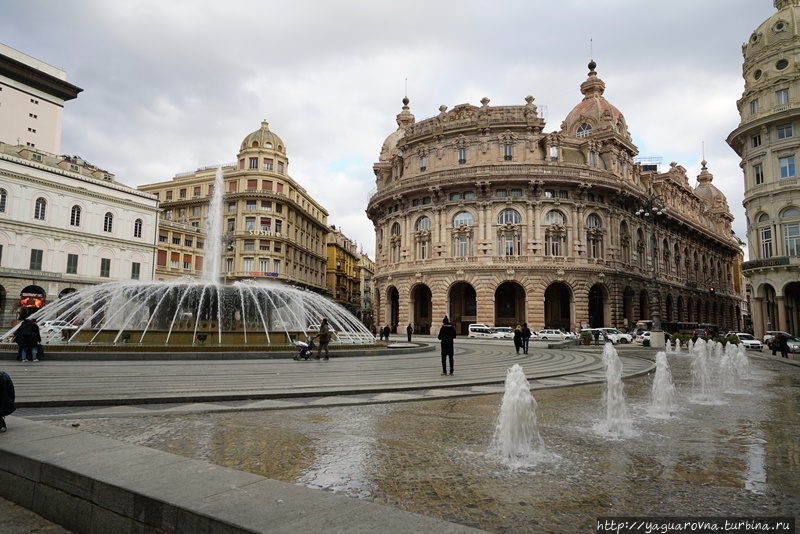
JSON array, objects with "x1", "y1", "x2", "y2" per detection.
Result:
[{"x1": 10, "y1": 344, "x2": 799, "y2": 533}]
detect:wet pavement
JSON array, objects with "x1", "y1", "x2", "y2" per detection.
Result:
[{"x1": 23, "y1": 349, "x2": 800, "y2": 533}]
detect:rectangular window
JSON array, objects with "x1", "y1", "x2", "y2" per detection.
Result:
[
  {"x1": 420, "y1": 155, "x2": 427, "y2": 171},
  {"x1": 785, "y1": 222, "x2": 800, "y2": 256},
  {"x1": 754, "y1": 164, "x2": 764, "y2": 185},
  {"x1": 511, "y1": 189, "x2": 522, "y2": 197},
  {"x1": 184, "y1": 238, "x2": 193, "y2": 247},
  {"x1": 228, "y1": 202, "x2": 237, "y2": 212},
  {"x1": 262, "y1": 201, "x2": 272, "y2": 211},
  {"x1": 495, "y1": 189, "x2": 508, "y2": 198},
  {"x1": 274, "y1": 244, "x2": 282, "y2": 253},
  {"x1": 243, "y1": 258, "x2": 254, "y2": 271},
  {"x1": 751, "y1": 99, "x2": 759, "y2": 115},
  {"x1": 259, "y1": 258, "x2": 270, "y2": 271},
  {"x1": 227, "y1": 218, "x2": 235, "y2": 232},
  {"x1": 260, "y1": 242, "x2": 270, "y2": 251},
  {"x1": 277, "y1": 162, "x2": 285, "y2": 174},
  {"x1": 165, "y1": 191, "x2": 173, "y2": 200},
  {"x1": 100, "y1": 258, "x2": 111, "y2": 277},
  {"x1": 192, "y1": 206, "x2": 201, "y2": 216},
  {"x1": 761, "y1": 227, "x2": 773, "y2": 259},
  {"x1": 249, "y1": 157, "x2": 258, "y2": 169},
  {"x1": 275, "y1": 220, "x2": 282, "y2": 233},
  {"x1": 276, "y1": 183, "x2": 284, "y2": 194},
  {"x1": 260, "y1": 217, "x2": 271, "y2": 231},
  {"x1": 131, "y1": 262, "x2": 140, "y2": 280},
  {"x1": 777, "y1": 88, "x2": 790, "y2": 106},
  {"x1": 264, "y1": 159, "x2": 273, "y2": 171},
  {"x1": 245, "y1": 217, "x2": 256, "y2": 231},
  {"x1": 159, "y1": 235, "x2": 168, "y2": 242},
  {"x1": 228, "y1": 181, "x2": 237, "y2": 193},
  {"x1": 777, "y1": 124, "x2": 794, "y2": 139},
  {"x1": 197, "y1": 241, "x2": 204, "y2": 249},
  {"x1": 246, "y1": 200, "x2": 257, "y2": 210},
  {"x1": 780, "y1": 156, "x2": 796, "y2": 178},
  {"x1": 247, "y1": 179, "x2": 257, "y2": 191},
  {"x1": 179, "y1": 188, "x2": 186, "y2": 199},
  {"x1": 276, "y1": 203, "x2": 283, "y2": 214},
  {"x1": 30, "y1": 249, "x2": 43, "y2": 270},
  {"x1": 752, "y1": 134, "x2": 762, "y2": 148},
  {"x1": 273, "y1": 259, "x2": 281, "y2": 273},
  {"x1": 458, "y1": 147, "x2": 466, "y2": 164},
  {"x1": 504, "y1": 144, "x2": 513, "y2": 160},
  {"x1": 66, "y1": 254, "x2": 78, "y2": 274},
  {"x1": 193, "y1": 186, "x2": 201, "y2": 197},
  {"x1": 244, "y1": 241, "x2": 255, "y2": 251},
  {"x1": 172, "y1": 237, "x2": 180, "y2": 245}
]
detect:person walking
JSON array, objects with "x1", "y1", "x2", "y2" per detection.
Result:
[
  {"x1": 437, "y1": 316, "x2": 457, "y2": 376},
  {"x1": 314, "y1": 318, "x2": 331, "y2": 361},
  {"x1": 29, "y1": 319, "x2": 41, "y2": 362},
  {"x1": 371, "y1": 324, "x2": 378, "y2": 340},
  {"x1": 521, "y1": 323, "x2": 532, "y2": 354},
  {"x1": 406, "y1": 323, "x2": 413, "y2": 342},
  {"x1": 593, "y1": 329, "x2": 601, "y2": 346},
  {"x1": 779, "y1": 333, "x2": 790, "y2": 359},
  {"x1": 513, "y1": 325, "x2": 523, "y2": 354},
  {"x1": 383, "y1": 325, "x2": 390, "y2": 342}
]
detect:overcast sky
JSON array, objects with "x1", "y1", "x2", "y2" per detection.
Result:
[{"x1": 2, "y1": 0, "x2": 775, "y2": 259}]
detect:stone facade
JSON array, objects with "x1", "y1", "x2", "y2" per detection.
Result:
[
  {"x1": 138, "y1": 121, "x2": 330, "y2": 292},
  {"x1": 728, "y1": 0, "x2": 800, "y2": 338},
  {"x1": 368, "y1": 63, "x2": 743, "y2": 337},
  {"x1": 325, "y1": 225, "x2": 361, "y2": 314}
]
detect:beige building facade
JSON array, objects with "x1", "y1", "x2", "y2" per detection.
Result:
[
  {"x1": 368, "y1": 63, "x2": 743, "y2": 337},
  {"x1": 138, "y1": 121, "x2": 330, "y2": 292},
  {"x1": 325, "y1": 225, "x2": 361, "y2": 315},
  {"x1": 728, "y1": 0, "x2": 800, "y2": 338}
]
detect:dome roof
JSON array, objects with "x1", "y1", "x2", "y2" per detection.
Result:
[
  {"x1": 240, "y1": 120, "x2": 286, "y2": 152},
  {"x1": 744, "y1": 2, "x2": 800, "y2": 63},
  {"x1": 378, "y1": 97, "x2": 415, "y2": 163},
  {"x1": 562, "y1": 61, "x2": 630, "y2": 141},
  {"x1": 694, "y1": 161, "x2": 729, "y2": 212}
]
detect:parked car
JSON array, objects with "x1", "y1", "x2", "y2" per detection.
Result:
[
  {"x1": 635, "y1": 331, "x2": 651, "y2": 343},
  {"x1": 599, "y1": 328, "x2": 632, "y2": 344},
  {"x1": 489, "y1": 327, "x2": 515, "y2": 339},
  {"x1": 784, "y1": 335, "x2": 800, "y2": 354},
  {"x1": 725, "y1": 332, "x2": 763, "y2": 350},
  {"x1": 537, "y1": 329, "x2": 573, "y2": 340},
  {"x1": 763, "y1": 331, "x2": 792, "y2": 345},
  {"x1": 468, "y1": 324, "x2": 493, "y2": 338},
  {"x1": 40, "y1": 320, "x2": 76, "y2": 333}
]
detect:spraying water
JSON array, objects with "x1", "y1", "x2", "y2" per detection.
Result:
[
  {"x1": 203, "y1": 166, "x2": 226, "y2": 283},
  {"x1": 600, "y1": 343, "x2": 633, "y2": 437},
  {"x1": 650, "y1": 351, "x2": 676, "y2": 417},
  {"x1": 492, "y1": 364, "x2": 545, "y2": 468},
  {"x1": 690, "y1": 338, "x2": 715, "y2": 400}
]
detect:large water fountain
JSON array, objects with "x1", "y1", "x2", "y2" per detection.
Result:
[{"x1": 1, "y1": 167, "x2": 375, "y2": 349}]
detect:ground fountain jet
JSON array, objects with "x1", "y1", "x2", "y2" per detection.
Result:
[
  {"x1": 650, "y1": 351, "x2": 676, "y2": 418},
  {"x1": 599, "y1": 343, "x2": 633, "y2": 438},
  {"x1": 492, "y1": 364, "x2": 545, "y2": 468},
  {"x1": 0, "y1": 167, "x2": 375, "y2": 349}
]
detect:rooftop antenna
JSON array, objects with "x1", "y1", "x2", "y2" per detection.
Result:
[{"x1": 404, "y1": 78, "x2": 408, "y2": 99}]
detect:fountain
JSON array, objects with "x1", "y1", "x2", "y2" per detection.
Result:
[
  {"x1": 674, "y1": 338, "x2": 682, "y2": 353},
  {"x1": 491, "y1": 364, "x2": 545, "y2": 468},
  {"x1": 598, "y1": 343, "x2": 633, "y2": 438},
  {"x1": 649, "y1": 351, "x2": 676, "y2": 418},
  {"x1": 0, "y1": 167, "x2": 375, "y2": 349}
]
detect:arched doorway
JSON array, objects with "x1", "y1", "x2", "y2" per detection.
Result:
[
  {"x1": 588, "y1": 284, "x2": 607, "y2": 328},
  {"x1": 19, "y1": 285, "x2": 46, "y2": 320},
  {"x1": 784, "y1": 281, "x2": 800, "y2": 335},
  {"x1": 665, "y1": 294, "x2": 674, "y2": 323},
  {"x1": 639, "y1": 289, "x2": 650, "y2": 321},
  {"x1": 677, "y1": 295, "x2": 684, "y2": 322},
  {"x1": 494, "y1": 281, "x2": 525, "y2": 327},
  {"x1": 449, "y1": 282, "x2": 477, "y2": 335},
  {"x1": 387, "y1": 286, "x2": 400, "y2": 334},
  {"x1": 544, "y1": 282, "x2": 572, "y2": 331},
  {"x1": 622, "y1": 286, "x2": 635, "y2": 331},
  {"x1": 410, "y1": 284, "x2": 432, "y2": 334}
]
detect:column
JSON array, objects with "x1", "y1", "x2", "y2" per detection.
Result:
[
  {"x1": 777, "y1": 295, "x2": 788, "y2": 333},
  {"x1": 752, "y1": 297, "x2": 764, "y2": 340}
]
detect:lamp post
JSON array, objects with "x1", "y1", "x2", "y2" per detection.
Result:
[
  {"x1": 221, "y1": 234, "x2": 235, "y2": 285},
  {"x1": 635, "y1": 190, "x2": 666, "y2": 348}
]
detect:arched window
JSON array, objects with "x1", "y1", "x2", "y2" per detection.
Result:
[
  {"x1": 415, "y1": 216, "x2": 431, "y2": 260},
  {"x1": 391, "y1": 222, "x2": 401, "y2": 235},
  {"x1": 0, "y1": 188, "x2": 6, "y2": 213},
  {"x1": 497, "y1": 209, "x2": 521, "y2": 225},
  {"x1": 70, "y1": 205, "x2": 81, "y2": 227},
  {"x1": 620, "y1": 222, "x2": 631, "y2": 264},
  {"x1": 636, "y1": 228, "x2": 646, "y2": 269},
  {"x1": 34, "y1": 198, "x2": 46, "y2": 220},
  {"x1": 781, "y1": 207, "x2": 800, "y2": 256},
  {"x1": 453, "y1": 211, "x2": 474, "y2": 227},
  {"x1": 452, "y1": 211, "x2": 474, "y2": 257},
  {"x1": 577, "y1": 123, "x2": 592, "y2": 138},
  {"x1": 545, "y1": 210, "x2": 566, "y2": 256},
  {"x1": 585, "y1": 213, "x2": 603, "y2": 259},
  {"x1": 134, "y1": 218, "x2": 143, "y2": 238},
  {"x1": 103, "y1": 212, "x2": 113, "y2": 233}
]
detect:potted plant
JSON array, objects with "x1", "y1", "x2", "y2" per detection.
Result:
[{"x1": 580, "y1": 330, "x2": 593, "y2": 346}]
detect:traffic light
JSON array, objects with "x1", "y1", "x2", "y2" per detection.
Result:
[{"x1": 709, "y1": 286, "x2": 715, "y2": 295}]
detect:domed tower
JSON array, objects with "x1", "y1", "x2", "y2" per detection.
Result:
[
  {"x1": 727, "y1": 0, "x2": 800, "y2": 338},
  {"x1": 237, "y1": 120, "x2": 288, "y2": 172}
]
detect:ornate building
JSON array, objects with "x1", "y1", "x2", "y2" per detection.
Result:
[
  {"x1": 0, "y1": 44, "x2": 158, "y2": 327},
  {"x1": 367, "y1": 62, "x2": 743, "y2": 338},
  {"x1": 325, "y1": 225, "x2": 361, "y2": 314},
  {"x1": 728, "y1": 0, "x2": 800, "y2": 338},
  {"x1": 138, "y1": 121, "x2": 330, "y2": 292}
]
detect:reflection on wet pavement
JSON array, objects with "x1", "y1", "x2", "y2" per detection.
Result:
[{"x1": 50, "y1": 354, "x2": 800, "y2": 533}]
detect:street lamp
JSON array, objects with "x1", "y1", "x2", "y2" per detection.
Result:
[
  {"x1": 222, "y1": 234, "x2": 235, "y2": 284},
  {"x1": 635, "y1": 190, "x2": 666, "y2": 348}
]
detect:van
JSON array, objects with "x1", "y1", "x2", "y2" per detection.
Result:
[{"x1": 468, "y1": 324, "x2": 493, "y2": 338}]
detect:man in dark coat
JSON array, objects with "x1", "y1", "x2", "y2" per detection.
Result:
[
  {"x1": 406, "y1": 324, "x2": 413, "y2": 342},
  {"x1": 383, "y1": 325, "x2": 390, "y2": 342},
  {"x1": 437, "y1": 316, "x2": 457, "y2": 376}
]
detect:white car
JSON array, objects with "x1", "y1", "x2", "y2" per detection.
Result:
[
  {"x1": 727, "y1": 332, "x2": 763, "y2": 350},
  {"x1": 537, "y1": 329, "x2": 572, "y2": 340},
  {"x1": 635, "y1": 331, "x2": 651, "y2": 343},
  {"x1": 468, "y1": 324, "x2": 493, "y2": 338},
  {"x1": 40, "y1": 320, "x2": 76, "y2": 333},
  {"x1": 600, "y1": 328, "x2": 632, "y2": 344},
  {"x1": 489, "y1": 327, "x2": 515, "y2": 339}
]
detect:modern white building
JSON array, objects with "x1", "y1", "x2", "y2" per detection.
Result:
[{"x1": 0, "y1": 44, "x2": 159, "y2": 326}]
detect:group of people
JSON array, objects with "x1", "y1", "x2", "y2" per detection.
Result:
[
  {"x1": 12, "y1": 318, "x2": 42, "y2": 362},
  {"x1": 374, "y1": 325, "x2": 391, "y2": 342},
  {"x1": 512, "y1": 323, "x2": 533, "y2": 354},
  {"x1": 770, "y1": 333, "x2": 791, "y2": 359}
]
